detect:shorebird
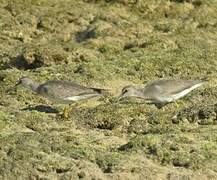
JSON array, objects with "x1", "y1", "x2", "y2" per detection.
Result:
[
  {"x1": 13, "y1": 77, "x2": 108, "y2": 118},
  {"x1": 119, "y1": 79, "x2": 207, "y2": 108}
]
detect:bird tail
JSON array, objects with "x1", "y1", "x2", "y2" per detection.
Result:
[
  {"x1": 200, "y1": 77, "x2": 209, "y2": 83},
  {"x1": 92, "y1": 87, "x2": 110, "y2": 95},
  {"x1": 196, "y1": 78, "x2": 209, "y2": 86}
]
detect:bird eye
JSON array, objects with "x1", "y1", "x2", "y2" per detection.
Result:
[
  {"x1": 15, "y1": 80, "x2": 22, "y2": 86},
  {"x1": 122, "y1": 89, "x2": 128, "y2": 94}
]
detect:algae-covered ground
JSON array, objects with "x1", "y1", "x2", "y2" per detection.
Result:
[{"x1": 1, "y1": 0, "x2": 217, "y2": 179}]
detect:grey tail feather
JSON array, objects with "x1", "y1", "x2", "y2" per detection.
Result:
[
  {"x1": 91, "y1": 87, "x2": 110, "y2": 95},
  {"x1": 200, "y1": 77, "x2": 209, "y2": 83}
]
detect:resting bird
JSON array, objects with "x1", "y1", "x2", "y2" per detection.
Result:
[
  {"x1": 119, "y1": 79, "x2": 207, "y2": 108},
  {"x1": 13, "y1": 77, "x2": 108, "y2": 118}
]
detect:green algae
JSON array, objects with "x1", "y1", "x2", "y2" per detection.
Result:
[{"x1": 1, "y1": 0, "x2": 217, "y2": 179}]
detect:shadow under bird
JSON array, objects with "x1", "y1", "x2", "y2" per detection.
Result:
[
  {"x1": 13, "y1": 77, "x2": 109, "y2": 117},
  {"x1": 119, "y1": 79, "x2": 207, "y2": 108}
]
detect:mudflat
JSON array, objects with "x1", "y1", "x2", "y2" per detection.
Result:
[{"x1": 0, "y1": 0, "x2": 217, "y2": 179}]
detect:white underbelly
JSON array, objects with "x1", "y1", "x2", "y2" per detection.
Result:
[{"x1": 41, "y1": 93, "x2": 101, "y2": 104}]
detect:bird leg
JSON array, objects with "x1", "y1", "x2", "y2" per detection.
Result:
[
  {"x1": 61, "y1": 102, "x2": 87, "y2": 119},
  {"x1": 62, "y1": 106, "x2": 70, "y2": 119},
  {"x1": 155, "y1": 103, "x2": 168, "y2": 111},
  {"x1": 61, "y1": 103, "x2": 78, "y2": 119},
  {"x1": 174, "y1": 101, "x2": 179, "y2": 109},
  {"x1": 155, "y1": 103, "x2": 165, "y2": 109}
]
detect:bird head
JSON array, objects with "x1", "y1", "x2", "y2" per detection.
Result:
[
  {"x1": 15, "y1": 77, "x2": 35, "y2": 89},
  {"x1": 118, "y1": 85, "x2": 138, "y2": 100}
]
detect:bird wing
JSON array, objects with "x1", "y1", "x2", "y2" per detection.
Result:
[
  {"x1": 38, "y1": 80, "x2": 104, "y2": 99},
  {"x1": 150, "y1": 79, "x2": 205, "y2": 96}
]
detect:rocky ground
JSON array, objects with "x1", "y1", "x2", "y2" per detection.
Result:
[{"x1": 1, "y1": 0, "x2": 217, "y2": 179}]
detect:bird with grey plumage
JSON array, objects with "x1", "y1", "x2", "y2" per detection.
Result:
[
  {"x1": 12, "y1": 77, "x2": 109, "y2": 118},
  {"x1": 119, "y1": 79, "x2": 207, "y2": 108}
]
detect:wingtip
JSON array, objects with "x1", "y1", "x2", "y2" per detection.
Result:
[
  {"x1": 92, "y1": 87, "x2": 111, "y2": 95},
  {"x1": 200, "y1": 77, "x2": 209, "y2": 83}
]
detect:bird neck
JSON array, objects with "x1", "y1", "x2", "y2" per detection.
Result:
[
  {"x1": 133, "y1": 88, "x2": 145, "y2": 98},
  {"x1": 28, "y1": 81, "x2": 39, "y2": 92}
]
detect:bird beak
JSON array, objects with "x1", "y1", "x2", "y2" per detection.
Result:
[{"x1": 117, "y1": 92, "x2": 126, "y2": 101}]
